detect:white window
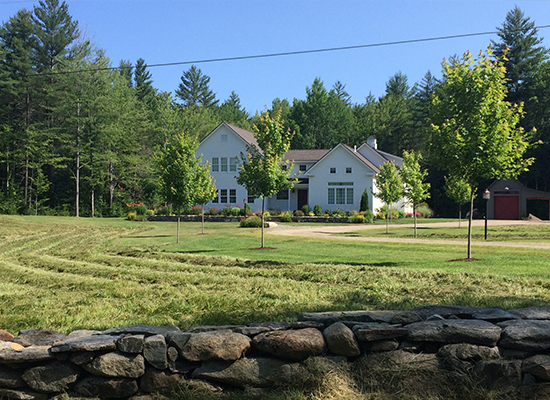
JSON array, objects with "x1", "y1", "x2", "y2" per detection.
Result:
[
  {"x1": 299, "y1": 165, "x2": 307, "y2": 172},
  {"x1": 346, "y1": 188, "x2": 354, "y2": 204},
  {"x1": 328, "y1": 183, "x2": 354, "y2": 205},
  {"x1": 346, "y1": 167, "x2": 352, "y2": 173},
  {"x1": 230, "y1": 157, "x2": 238, "y2": 172},
  {"x1": 328, "y1": 188, "x2": 335, "y2": 204},
  {"x1": 220, "y1": 189, "x2": 228, "y2": 203},
  {"x1": 276, "y1": 190, "x2": 289, "y2": 200},
  {"x1": 221, "y1": 157, "x2": 228, "y2": 172},
  {"x1": 211, "y1": 158, "x2": 219, "y2": 172},
  {"x1": 247, "y1": 194, "x2": 255, "y2": 204},
  {"x1": 229, "y1": 189, "x2": 236, "y2": 203},
  {"x1": 330, "y1": 167, "x2": 336, "y2": 174},
  {"x1": 212, "y1": 192, "x2": 219, "y2": 203}
]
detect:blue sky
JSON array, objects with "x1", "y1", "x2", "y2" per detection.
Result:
[{"x1": 2, "y1": 0, "x2": 550, "y2": 114}]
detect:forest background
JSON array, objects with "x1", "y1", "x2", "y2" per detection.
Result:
[{"x1": 1, "y1": 0, "x2": 549, "y2": 218}]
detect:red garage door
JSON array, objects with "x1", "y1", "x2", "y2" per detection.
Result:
[{"x1": 494, "y1": 195, "x2": 520, "y2": 220}]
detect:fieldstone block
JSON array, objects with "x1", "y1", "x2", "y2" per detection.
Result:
[
  {"x1": 0, "y1": 388, "x2": 47, "y2": 400},
  {"x1": 508, "y1": 305, "x2": 550, "y2": 320},
  {"x1": 498, "y1": 320, "x2": 550, "y2": 351},
  {"x1": 360, "y1": 340, "x2": 399, "y2": 352},
  {"x1": 0, "y1": 345, "x2": 53, "y2": 364},
  {"x1": 0, "y1": 331, "x2": 14, "y2": 342},
  {"x1": 474, "y1": 360, "x2": 522, "y2": 389},
  {"x1": 140, "y1": 368, "x2": 185, "y2": 393},
  {"x1": 143, "y1": 335, "x2": 168, "y2": 370},
  {"x1": 117, "y1": 335, "x2": 144, "y2": 354},
  {"x1": 438, "y1": 343, "x2": 500, "y2": 362},
  {"x1": 390, "y1": 311, "x2": 423, "y2": 325},
  {"x1": 166, "y1": 332, "x2": 191, "y2": 355},
  {"x1": 407, "y1": 319, "x2": 502, "y2": 346},
  {"x1": 353, "y1": 323, "x2": 408, "y2": 341},
  {"x1": 50, "y1": 334, "x2": 122, "y2": 353},
  {"x1": 252, "y1": 328, "x2": 325, "y2": 361},
  {"x1": 82, "y1": 352, "x2": 145, "y2": 378},
  {"x1": 101, "y1": 325, "x2": 180, "y2": 337},
  {"x1": 0, "y1": 366, "x2": 24, "y2": 388},
  {"x1": 411, "y1": 305, "x2": 502, "y2": 320},
  {"x1": 472, "y1": 309, "x2": 517, "y2": 323},
  {"x1": 323, "y1": 322, "x2": 360, "y2": 357},
  {"x1": 73, "y1": 376, "x2": 138, "y2": 398},
  {"x1": 69, "y1": 352, "x2": 95, "y2": 366},
  {"x1": 523, "y1": 355, "x2": 550, "y2": 381},
  {"x1": 21, "y1": 361, "x2": 79, "y2": 393},
  {"x1": 181, "y1": 331, "x2": 251, "y2": 362},
  {"x1": 13, "y1": 330, "x2": 67, "y2": 348},
  {"x1": 298, "y1": 310, "x2": 398, "y2": 326}
]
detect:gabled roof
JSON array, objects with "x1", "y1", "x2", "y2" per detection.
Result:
[
  {"x1": 306, "y1": 143, "x2": 380, "y2": 175},
  {"x1": 199, "y1": 122, "x2": 258, "y2": 148},
  {"x1": 284, "y1": 149, "x2": 330, "y2": 162}
]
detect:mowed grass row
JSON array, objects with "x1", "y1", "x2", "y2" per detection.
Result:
[{"x1": 1, "y1": 215, "x2": 550, "y2": 335}]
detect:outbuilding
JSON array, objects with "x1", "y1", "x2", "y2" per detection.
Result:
[{"x1": 486, "y1": 178, "x2": 550, "y2": 220}]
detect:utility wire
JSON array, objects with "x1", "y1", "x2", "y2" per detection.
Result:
[{"x1": 27, "y1": 24, "x2": 550, "y2": 77}]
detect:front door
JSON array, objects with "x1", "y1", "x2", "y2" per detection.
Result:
[{"x1": 297, "y1": 190, "x2": 308, "y2": 211}]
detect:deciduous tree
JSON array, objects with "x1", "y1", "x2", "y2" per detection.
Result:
[
  {"x1": 401, "y1": 150, "x2": 430, "y2": 237},
  {"x1": 374, "y1": 161, "x2": 402, "y2": 234}
]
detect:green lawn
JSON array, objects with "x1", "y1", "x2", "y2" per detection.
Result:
[{"x1": 1, "y1": 215, "x2": 549, "y2": 335}]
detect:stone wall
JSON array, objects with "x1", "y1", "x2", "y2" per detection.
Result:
[{"x1": 3, "y1": 304, "x2": 550, "y2": 399}]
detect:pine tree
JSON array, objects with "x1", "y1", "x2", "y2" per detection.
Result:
[
  {"x1": 134, "y1": 58, "x2": 154, "y2": 102},
  {"x1": 175, "y1": 65, "x2": 218, "y2": 108}
]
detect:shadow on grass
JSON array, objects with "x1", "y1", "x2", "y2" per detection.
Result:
[{"x1": 120, "y1": 234, "x2": 172, "y2": 238}]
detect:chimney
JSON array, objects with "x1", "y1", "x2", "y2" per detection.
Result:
[
  {"x1": 353, "y1": 145, "x2": 357, "y2": 152},
  {"x1": 367, "y1": 136, "x2": 377, "y2": 149}
]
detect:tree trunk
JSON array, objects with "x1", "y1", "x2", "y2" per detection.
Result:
[
  {"x1": 413, "y1": 204, "x2": 417, "y2": 238},
  {"x1": 458, "y1": 207, "x2": 461, "y2": 228},
  {"x1": 201, "y1": 206, "x2": 205, "y2": 234},
  {"x1": 91, "y1": 188, "x2": 95, "y2": 218},
  {"x1": 75, "y1": 102, "x2": 80, "y2": 217},
  {"x1": 177, "y1": 215, "x2": 180, "y2": 244},
  {"x1": 467, "y1": 192, "x2": 474, "y2": 259},
  {"x1": 109, "y1": 161, "x2": 114, "y2": 210},
  {"x1": 24, "y1": 151, "x2": 29, "y2": 207},
  {"x1": 261, "y1": 197, "x2": 265, "y2": 248},
  {"x1": 385, "y1": 203, "x2": 389, "y2": 234}
]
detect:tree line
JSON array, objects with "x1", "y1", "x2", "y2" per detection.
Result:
[{"x1": 0, "y1": 2, "x2": 548, "y2": 217}]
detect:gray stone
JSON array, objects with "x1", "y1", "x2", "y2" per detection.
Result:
[
  {"x1": 233, "y1": 326, "x2": 271, "y2": 336},
  {"x1": 186, "y1": 325, "x2": 243, "y2": 333},
  {"x1": 117, "y1": 335, "x2": 144, "y2": 354},
  {"x1": 101, "y1": 324, "x2": 180, "y2": 337},
  {"x1": 0, "y1": 388, "x2": 47, "y2": 400},
  {"x1": 181, "y1": 331, "x2": 251, "y2": 362},
  {"x1": 192, "y1": 357, "x2": 308, "y2": 388},
  {"x1": 140, "y1": 369, "x2": 185, "y2": 393},
  {"x1": 322, "y1": 322, "x2": 360, "y2": 357},
  {"x1": 0, "y1": 331, "x2": 14, "y2": 342},
  {"x1": 66, "y1": 330, "x2": 101, "y2": 338},
  {"x1": 290, "y1": 321, "x2": 325, "y2": 330},
  {"x1": 13, "y1": 330, "x2": 67, "y2": 348},
  {"x1": 0, "y1": 366, "x2": 24, "y2": 388},
  {"x1": 389, "y1": 311, "x2": 422, "y2": 325},
  {"x1": 298, "y1": 310, "x2": 398, "y2": 326},
  {"x1": 407, "y1": 319, "x2": 502, "y2": 346},
  {"x1": 474, "y1": 359, "x2": 522, "y2": 389},
  {"x1": 82, "y1": 352, "x2": 145, "y2": 378},
  {"x1": 166, "y1": 332, "x2": 192, "y2": 354},
  {"x1": 472, "y1": 309, "x2": 517, "y2": 323},
  {"x1": 50, "y1": 334, "x2": 122, "y2": 353},
  {"x1": 399, "y1": 341, "x2": 424, "y2": 353},
  {"x1": 247, "y1": 322, "x2": 291, "y2": 331},
  {"x1": 353, "y1": 323, "x2": 408, "y2": 342},
  {"x1": 0, "y1": 345, "x2": 53, "y2": 364},
  {"x1": 437, "y1": 343, "x2": 500, "y2": 362},
  {"x1": 168, "y1": 360, "x2": 201, "y2": 374},
  {"x1": 360, "y1": 340, "x2": 399, "y2": 352},
  {"x1": 508, "y1": 305, "x2": 550, "y2": 320},
  {"x1": 523, "y1": 355, "x2": 550, "y2": 381},
  {"x1": 167, "y1": 347, "x2": 178, "y2": 362},
  {"x1": 68, "y1": 352, "x2": 95, "y2": 366},
  {"x1": 73, "y1": 376, "x2": 138, "y2": 398},
  {"x1": 498, "y1": 320, "x2": 550, "y2": 351},
  {"x1": 21, "y1": 361, "x2": 79, "y2": 393},
  {"x1": 426, "y1": 314, "x2": 445, "y2": 321},
  {"x1": 411, "y1": 305, "x2": 502, "y2": 319},
  {"x1": 252, "y1": 328, "x2": 325, "y2": 361},
  {"x1": 143, "y1": 335, "x2": 168, "y2": 370}
]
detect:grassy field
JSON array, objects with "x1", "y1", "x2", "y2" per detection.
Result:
[{"x1": 1, "y1": 215, "x2": 550, "y2": 336}]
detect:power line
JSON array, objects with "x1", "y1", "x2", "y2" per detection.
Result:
[{"x1": 28, "y1": 24, "x2": 550, "y2": 77}]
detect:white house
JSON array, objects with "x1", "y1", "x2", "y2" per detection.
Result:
[{"x1": 197, "y1": 122, "x2": 407, "y2": 213}]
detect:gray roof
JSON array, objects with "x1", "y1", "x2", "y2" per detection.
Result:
[
  {"x1": 225, "y1": 123, "x2": 258, "y2": 148},
  {"x1": 284, "y1": 149, "x2": 330, "y2": 162}
]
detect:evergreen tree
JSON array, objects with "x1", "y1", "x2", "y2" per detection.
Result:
[
  {"x1": 134, "y1": 58, "x2": 154, "y2": 102},
  {"x1": 118, "y1": 59, "x2": 133, "y2": 86},
  {"x1": 175, "y1": 65, "x2": 218, "y2": 108},
  {"x1": 218, "y1": 91, "x2": 250, "y2": 128},
  {"x1": 492, "y1": 6, "x2": 548, "y2": 104}
]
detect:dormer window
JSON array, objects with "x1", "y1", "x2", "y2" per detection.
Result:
[{"x1": 299, "y1": 165, "x2": 307, "y2": 172}]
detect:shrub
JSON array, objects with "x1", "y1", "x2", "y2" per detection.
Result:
[
  {"x1": 294, "y1": 210, "x2": 305, "y2": 217},
  {"x1": 376, "y1": 205, "x2": 399, "y2": 220},
  {"x1": 206, "y1": 207, "x2": 218, "y2": 215},
  {"x1": 244, "y1": 204, "x2": 251, "y2": 215},
  {"x1": 135, "y1": 204, "x2": 148, "y2": 216},
  {"x1": 222, "y1": 206, "x2": 234, "y2": 216},
  {"x1": 397, "y1": 210, "x2": 405, "y2": 219},
  {"x1": 280, "y1": 211, "x2": 292, "y2": 222},
  {"x1": 349, "y1": 214, "x2": 366, "y2": 223},
  {"x1": 361, "y1": 210, "x2": 375, "y2": 223},
  {"x1": 325, "y1": 209, "x2": 331, "y2": 215},
  {"x1": 416, "y1": 202, "x2": 434, "y2": 218},
  {"x1": 156, "y1": 205, "x2": 172, "y2": 215},
  {"x1": 301, "y1": 204, "x2": 311, "y2": 215},
  {"x1": 360, "y1": 189, "x2": 369, "y2": 212},
  {"x1": 231, "y1": 207, "x2": 241, "y2": 216},
  {"x1": 313, "y1": 204, "x2": 322, "y2": 216},
  {"x1": 331, "y1": 209, "x2": 344, "y2": 217},
  {"x1": 239, "y1": 216, "x2": 264, "y2": 228},
  {"x1": 127, "y1": 212, "x2": 136, "y2": 221}
]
